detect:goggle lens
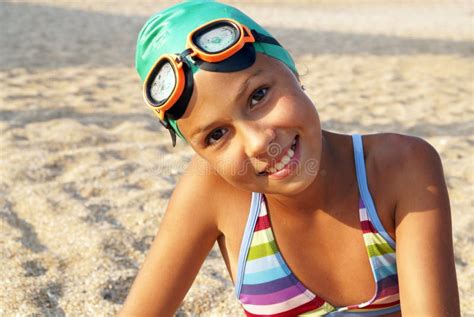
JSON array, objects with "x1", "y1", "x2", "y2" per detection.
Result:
[
  {"x1": 194, "y1": 24, "x2": 240, "y2": 53},
  {"x1": 150, "y1": 62, "x2": 176, "y2": 105}
]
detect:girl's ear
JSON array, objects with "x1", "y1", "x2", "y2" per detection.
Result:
[{"x1": 292, "y1": 70, "x2": 304, "y2": 91}]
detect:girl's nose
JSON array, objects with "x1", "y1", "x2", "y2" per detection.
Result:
[{"x1": 239, "y1": 123, "x2": 276, "y2": 159}]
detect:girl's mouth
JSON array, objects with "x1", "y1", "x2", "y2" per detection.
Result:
[{"x1": 257, "y1": 135, "x2": 300, "y2": 179}]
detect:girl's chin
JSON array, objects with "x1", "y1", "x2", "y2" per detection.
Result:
[{"x1": 257, "y1": 171, "x2": 320, "y2": 196}]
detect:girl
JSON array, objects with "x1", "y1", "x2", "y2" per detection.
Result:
[{"x1": 120, "y1": 1, "x2": 459, "y2": 316}]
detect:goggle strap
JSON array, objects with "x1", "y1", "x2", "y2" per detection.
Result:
[
  {"x1": 242, "y1": 26, "x2": 251, "y2": 38},
  {"x1": 195, "y1": 43, "x2": 256, "y2": 72},
  {"x1": 168, "y1": 126, "x2": 177, "y2": 147},
  {"x1": 159, "y1": 117, "x2": 170, "y2": 129},
  {"x1": 159, "y1": 116, "x2": 177, "y2": 147},
  {"x1": 251, "y1": 30, "x2": 281, "y2": 47},
  {"x1": 178, "y1": 48, "x2": 194, "y2": 62}
]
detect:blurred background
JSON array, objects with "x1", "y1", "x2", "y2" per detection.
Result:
[{"x1": 0, "y1": 0, "x2": 472, "y2": 315}]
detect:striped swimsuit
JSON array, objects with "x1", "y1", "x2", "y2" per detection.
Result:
[{"x1": 235, "y1": 134, "x2": 400, "y2": 316}]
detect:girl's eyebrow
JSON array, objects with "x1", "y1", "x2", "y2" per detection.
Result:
[
  {"x1": 190, "y1": 121, "x2": 218, "y2": 144},
  {"x1": 233, "y1": 69, "x2": 263, "y2": 103},
  {"x1": 190, "y1": 68, "x2": 264, "y2": 143}
]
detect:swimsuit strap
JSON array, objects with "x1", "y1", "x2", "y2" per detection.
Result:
[
  {"x1": 235, "y1": 192, "x2": 262, "y2": 298},
  {"x1": 350, "y1": 134, "x2": 400, "y2": 313},
  {"x1": 352, "y1": 134, "x2": 396, "y2": 248}
]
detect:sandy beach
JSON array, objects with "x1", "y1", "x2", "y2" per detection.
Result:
[{"x1": 0, "y1": 0, "x2": 472, "y2": 315}]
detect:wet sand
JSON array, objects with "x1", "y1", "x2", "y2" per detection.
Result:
[{"x1": 0, "y1": 0, "x2": 472, "y2": 315}]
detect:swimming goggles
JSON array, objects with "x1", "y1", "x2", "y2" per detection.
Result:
[{"x1": 142, "y1": 18, "x2": 281, "y2": 144}]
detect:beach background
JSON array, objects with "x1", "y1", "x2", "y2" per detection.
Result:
[{"x1": 0, "y1": 0, "x2": 472, "y2": 315}]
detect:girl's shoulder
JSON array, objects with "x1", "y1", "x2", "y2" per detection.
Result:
[
  {"x1": 362, "y1": 132, "x2": 438, "y2": 164},
  {"x1": 339, "y1": 132, "x2": 443, "y2": 243},
  {"x1": 360, "y1": 132, "x2": 443, "y2": 211},
  {"x1": 362, "y1": 132, "x2": 442, "y2": 184},
  {"x1": 359, "y1": 136, "x2": 458, "y2": 314},
  {"x1": 329, "y1": 131, "x2": 439, "y2": 192}
]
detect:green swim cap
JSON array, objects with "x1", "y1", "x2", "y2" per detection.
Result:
[{"x1": 135, "y1": 0, "x2": 297, "y2": 142}]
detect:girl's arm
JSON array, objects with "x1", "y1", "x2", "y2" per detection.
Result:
[
  {"x1": 118, "y1": 157, "x2": 222, "y2": 316},
  {"x1": 394, "y1": 136, "x2": 460, "y2": 316}
]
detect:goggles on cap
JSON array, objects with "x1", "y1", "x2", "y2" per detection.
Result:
[{"x1": 142, "y1": 18, "x2": 281, "y2": 146}]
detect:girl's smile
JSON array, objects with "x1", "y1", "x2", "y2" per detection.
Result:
[{"x1": 259, "y1": 134, "x2": 300, "y2": 180}]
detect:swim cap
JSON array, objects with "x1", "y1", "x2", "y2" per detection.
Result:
[{"x1": 136, "y1": 0, "x2": 297, "y2": 141}]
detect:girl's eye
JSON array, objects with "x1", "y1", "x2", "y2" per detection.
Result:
[
  {"x1": 206, "y1": 128, "x2": 228, "y2": 146},
  {"x1": 250, "y1": 87, "x2": 268, "y2": 108}
]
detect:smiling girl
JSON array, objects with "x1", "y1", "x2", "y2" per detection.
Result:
[{"x1": 119, "y1": 1, "x2": 460, "y2": 316}]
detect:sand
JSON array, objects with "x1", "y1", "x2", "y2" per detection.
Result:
[{"x1": 0, "y1": 0, "x2": 472, "y2": 316}]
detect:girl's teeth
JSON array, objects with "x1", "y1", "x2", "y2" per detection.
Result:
[
  {"x1": 281, "y1": 155, "x2": 290, "y2": 164},
  {"x1": 266, "y1": 137, "x2": 298, "y2": 174}
]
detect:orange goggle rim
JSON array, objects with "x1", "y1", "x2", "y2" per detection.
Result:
[
  {"x1": 186, "y1": 18, "x2": 255, "y2": 63},
  {"x1": 142, "y1": 54, "x2": 186, "y2": 121}
]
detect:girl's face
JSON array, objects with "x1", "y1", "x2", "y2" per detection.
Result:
[{"x1": 178, "y1": 53, "x2": 323, "y2": 195}]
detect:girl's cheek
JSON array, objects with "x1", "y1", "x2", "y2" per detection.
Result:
[
  {"x1": 210, "y1": 149, "x2": 247, "y2": 179},
  {"x1": 277, "y1": 92, "x2": 315, "y2": 123}
]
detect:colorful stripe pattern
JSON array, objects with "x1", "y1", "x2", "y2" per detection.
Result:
[
  {"x1": 239, "y1": 199, "x2": 331, "y2": 316},
  {"x1": 235, "y1": 134, "x2": 400, "y2": 316}
]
